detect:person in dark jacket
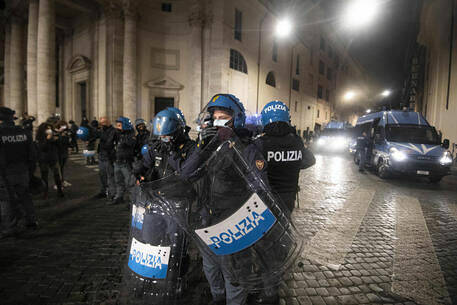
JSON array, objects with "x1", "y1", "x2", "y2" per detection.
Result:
[
  {"x1": 356, "y1": 131, "x2": 370, "y2": 172},
  {"x1": 256, "y1": 100, "x2": 315, "y2": 217},
  {"x1": 168, "y1": 94, "x2": 268, "y2": 305},
  {"x1": 0, "y1": 107, "x2": 38, "y2": 239},
  {"x1": 55, "y1": 120, "x2": 72, "y2": 187},
  {"x1": 134, "y1": 118, "x2": 150, "y2": 160},
  {"x1": 36, "y1": 122, "x2": 63, "y2": 198},
  {"x1": 94, "y1": 117, "x2": 117, "y2": 199},
  {"x1": 135, "y1": 109, "x2": 195, "y2": 182},
  {"x1": 253, "y1": 101, "x2": 315, "y2": 305},
  {"x1": 20, "y1": 112, "x2": 35, "y2": 133},
  {"x1": 111, "y1": 116, "x2": 136, "y2": 205},
  {"x1": 69, "y1": 120, "x2": 79, "y2": 153}
]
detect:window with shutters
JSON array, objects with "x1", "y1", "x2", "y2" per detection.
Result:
[
  {"x1": 234, "y1": 9, "x2": 242, "y2": 41},
  {"x1": 319, "y1": 60, "x2": 325, "y2": 75},
  {"x1": 317, "y1": 85, "x2": 323, "y2": 99},
  {"x1": 272, "y1": 40, "x2": 278, "y2": 62},
  {"x1": 266, "y1": 71, "x2": 276, "y2": 87},
  {"x1": 292, "y1": 78, "x2": 300, "y2": 91},
  {"x1": 229, "y1": 49, "x2": 247, "y2": 74}
]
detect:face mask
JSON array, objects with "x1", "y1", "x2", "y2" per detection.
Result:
[
  {"x1": 213, "y1": 119, "x2": 230, "y2": 127},
  {"x1": 160, "y1": 136, "x2": 172, "y2": 143},
  {"x1": 196, "y1": 125, "x2": 202, "y2": 133}
]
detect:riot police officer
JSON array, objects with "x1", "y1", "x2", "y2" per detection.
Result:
[
  {"x1": 134, "y1": 118, "x2": 150, "y2": 160},
  {"x1": 256, "y1": 101, "x2": 315, "y2": 216},
  {"x1": 169, "y1": 94, "x2": 268, "y2": 305},
  {"x1": 135, "y1": 108, "x2": 195, "y2": 182},
  {"x1": 112, "y1": 116, "x2": 136, "y2": 205},
  {"x1": 0, "y1": 107, "x2": 38, "y2": 239},
  {"x1": 253, "y1": 100, "x2": 315, "y2": 305}
]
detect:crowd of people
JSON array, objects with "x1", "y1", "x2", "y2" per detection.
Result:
[{"x1": 0, "y1": 93, "x2": 316, "y2": 305}]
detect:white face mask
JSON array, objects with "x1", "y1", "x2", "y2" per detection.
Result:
[
  {"x1": 213, "y1": 119, "x2": 230, "y2": 127},
  {"x1": 160, "y1": 136, "x2": 172, "y2": 143}
]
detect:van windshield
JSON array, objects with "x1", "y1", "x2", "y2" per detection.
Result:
[{"x1": 386, "y1": 125, "x2": 441, "y2": 145}]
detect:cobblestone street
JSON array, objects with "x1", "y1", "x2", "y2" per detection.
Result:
[{"x1": 1, "y1": 151, "x2": 456, "y2": 305}]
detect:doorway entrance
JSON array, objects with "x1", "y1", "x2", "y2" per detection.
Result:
[
  {"x1": 78, "y1": 81, "x2": 87, "y2": 119},
  {"x1": 154, "y1": 97, "x2": 174, "y2": 115}
]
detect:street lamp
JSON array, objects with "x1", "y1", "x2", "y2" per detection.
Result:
[
  {"x1": 381, "y1": 89, "x2": 391, "y2": 97},
  {"x1": 343, "y1": 0, "x2": 380, "y2": 28},
  {"x1": 256, "y1": 16, "x2": 294, "y2": 112},
  {"x1": 343, "y1": 91, "x2": 356, "y2": 101},
  {"x1": 275, "y1": 19, "x2": 292, "y2": 38}
]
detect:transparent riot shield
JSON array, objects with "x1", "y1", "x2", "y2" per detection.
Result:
[
  {"x1": 122, "y1": 179, "x2": 195, "y2": 304},
  {"x1": 141, "y1": 135, "x2": 304, "y2": 292}
]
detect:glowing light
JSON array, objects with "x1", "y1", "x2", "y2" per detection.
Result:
[
  {"x1": 344, "y1": 91, "x2": 356, "y2": 101},
  {"x1": 381, "y1": 90, "x2": 391, "y2": 97},
  {"x1": 275, "y1": 19, "x2": 292, "y2": 38},
  {"x1": 366, "y1": 109, "x2": 371, "y2": 114},
  {"x1": 343, "y1": 0, "x2": 380, "y2": 28}
]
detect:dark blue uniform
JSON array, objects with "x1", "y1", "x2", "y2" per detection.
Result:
[
  {"x1": 0, "y1": 121, "x2": 37, "y2": 236},
  {"x1": 254, "y1": 123, "x2": 315, "y2": 215},
  {"x1": 168, "y1": 128, "x2": 268, "y2": 305}
]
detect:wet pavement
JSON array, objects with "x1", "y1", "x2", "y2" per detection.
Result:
[{"x1": 0, "y1": 151, "x2": 456, "y2": 305}]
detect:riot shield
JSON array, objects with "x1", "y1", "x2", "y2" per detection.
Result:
[
  {"x1": 141, "y1": 135, "x2": 304, "y2": 292},
  {"x1": 122, "y1": 179, "x2": 194, "y2": 304}
]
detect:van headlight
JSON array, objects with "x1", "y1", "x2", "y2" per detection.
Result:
[
  {"x1": 334, "y1": 137, "x2": 346, "y2": 148},
  {"x1": 390, "y1": 147, "x2": 407, "y2": 162},
  {"x1": 440, "y1": 151, "x2": 453, "y2": 165}
]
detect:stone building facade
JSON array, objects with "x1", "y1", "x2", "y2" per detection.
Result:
[
  {"x1": 1, "y1": 0, "x2": 371, "y2": 133},
  {"x1": 416, "y1": 0, "x2": 457, "y2": 148}
]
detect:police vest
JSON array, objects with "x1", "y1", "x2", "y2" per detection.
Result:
[
  {"x1": 0, "y1": 125, "x2": 33, "y2": 167},
  {"x1": 258, "y1": 132, "x2": 305, "y2": 194}
]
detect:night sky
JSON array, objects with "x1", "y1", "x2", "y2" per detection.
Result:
[{"x1": 320, "y1": 0, "x2": 422, "y2": 106}]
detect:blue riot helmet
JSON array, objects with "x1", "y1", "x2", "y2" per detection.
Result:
[
  {"x1": 115, "y1": 116, "x2": 133, "y2": 131},
  {"x1": 141, "y1": 144, "x2": 149, "y2": 157},
  {"x1": 166, "y1": 107, "x2": 186, "y2": 127},
  {"x1": 76, "y1": 126, "x2": 90, "y2": 141},
  {"x1": 152, "y1": 109, "x2": 181, "y2": 136},
  {"x1": 205, "y1": 94, "x2": 246, "y2": 128},
  {"x1": 261, "y1": 100, "x2": 291, "y2": 127},
  {"x1": 135, "y1": 118, "x2": 146, "y2": 127}
]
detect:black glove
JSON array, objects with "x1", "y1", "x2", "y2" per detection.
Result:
[
  {"x1": 157, "y1": 141, "x2": 171, "y2": 154},
  {"x1": 198, "y1": 127, "x2": 218, "y2": 148}
]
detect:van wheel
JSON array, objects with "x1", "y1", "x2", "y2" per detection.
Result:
[
  {"x1": 354, "y1": 152, "x2": 360, "y2": 165},
  {"x1": 377, "y1": 160, "x2": 389, "y2": 179},
  {"x1": 429, "y1": 176, "x2": 443, "y2": 183}
]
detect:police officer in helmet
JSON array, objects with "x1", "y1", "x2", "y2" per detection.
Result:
[
  {"x1": 135, "y1": 108, "x2": 195, "y2": 182},
  {"x1": 0, "y1": 107, "x2": 38, "y2": 239},
  {"x1": 252, "y1": 100, "x2": 315, "y2": 304},
  {"x1": 134, "y1": 118, "x2": 150, "y2": 160},
  {"x1": 169, "y1": 94, "x2": 268, "y2": 305},
  {"x1": 256, "y1": 101, "x2": 315, "y2": 216}
]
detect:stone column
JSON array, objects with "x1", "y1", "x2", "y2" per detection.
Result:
[
  {"x1": 37, "y1": 0, "x2": 56, "y2": 123},
  {"x1": 9, "y1": 17, "x2": 25, "y2": 116},
  {"x1": 189, "y1": 4, "x2": 204, "y2": 129},
  {"x1": 122, "y1": 3, "x2": 137, "y2": 120},
  {"x1": 3, "y1": 24, "x2": 11, "y2": 107},
  {"x1": 27, "y1": 0, "x2": 39, "y2": 118}
]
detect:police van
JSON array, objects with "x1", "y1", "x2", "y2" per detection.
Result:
[
  {"x1": 315, "y1": 121, "x2": 351, "y2": 152},
  {"x1": 354, "y1": 110, "x2": 452, "y2": 182}
]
